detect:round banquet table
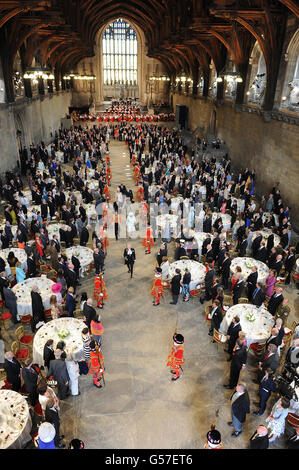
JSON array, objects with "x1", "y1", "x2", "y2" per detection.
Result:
[
  {"x1": 2, "y1": 248, "x2": 27, "y2": 274},
  {"x1": 0, "y1": 390, "x2": 32, "y2": 449},
  {"x1": 12, "y1": 276, "x2": 55, "y2": 317},
  {"x1": 33, "y1": 317, "x2": 85, "y2": 365},
  {"x1": 191, "y1": 184, "x2": 206, "y2": 199},
  {"x1": 47, "y1": 223, "x2": 69, "y2": 241},
  {"x1": 262, "y1": 212, "x2": 279, "y2": 227},
  {"x1": 212, "y1": 212, "x2": 231, "y2": 230},
  {"x1": 65, "y1": 190, "x2": 82, "y2": 204},
  {"x1": 0, "y1": 224, "x2": 17, "y2": 238},
  {"x1": 219, "y1": 303, "x2": 275, "y2": 347},
  {"x1": 65, "y1": 246, "x2": 94, "y2": 271},
  {"x1": 83, "y1": 203, "x2": 97, "y2": 223},
  {"x1": 252, "y1": 230, "x2": 280, "y2": 247},
  {"x1": 230, "y1": 257, "x2": 270, "y2": 284},
  {"x1": 168, "y1": 259, "x2": 206, "y2": 290},
  {"x1": 156, "y1": 214, "x2": 179, "y2": 233}
]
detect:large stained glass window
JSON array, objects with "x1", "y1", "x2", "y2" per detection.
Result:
[{"x1": 102, "y1": 18, "x2": 137, "y2": 86}]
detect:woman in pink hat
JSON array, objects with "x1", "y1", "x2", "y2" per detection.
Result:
[{"x1": 51, "y1": 283, "x2": 63, "y2": 305}]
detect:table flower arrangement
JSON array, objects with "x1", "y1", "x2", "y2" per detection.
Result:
[
  {"x1": 246, "y1": 312, "x2": 256, "y2": 322},
  {"x1": 57, "y1": 328, "x2": 70, "y2": 339}
]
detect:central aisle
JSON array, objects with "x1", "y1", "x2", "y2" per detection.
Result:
[{"x1": 60, "y1": 135, "x2": 247, "y2": 449}]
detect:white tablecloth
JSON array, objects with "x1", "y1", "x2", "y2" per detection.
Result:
[
  {"x1": 191, "y1": 184, "x2": 206, "y2": 199},
  {"x1": 252, "y1": 230, "x2": 280, "y2": 247},
  {"x1": 219, "y1": 303, "x2": 274, "y2": 347},
  {"x1": 64, "y1": 190, "x2": 82, "y2": 204},
  {"x1": 0, "y1": 390, "x2": 32, "y2": 449},
  {"x1": 169, "y1": 259, "x2": 206, "y2": 290},
  {"x1": 231, "y1": 257, "x2": 269, "y2": 284},
  {"x1": 26, "y1": 205, "x2": 41, "y2": 221},
  {"x1": 156, "y1": 214, "x2": 179, "y2": 235},
  {"x1": 0, "y1": 224, "x2": 17, "y2": 238},
  {"x1": 12, "y1": 276, "x2": 55, "y2": 317},
  {"x1": 82, "y1": 203, "x2": 97, "y2": 223},
  {"x1": 33, "y1": 317, "x2": 85, "y2": 365},
  {"x1": 262, "y1": 213, "x2": 279, "y2": 227},
  {"x1": 65, "y1": 246, "x2": 94, "y2": 269},
  {"x1": 212, "y1": 212, "x2": 231, "y2": 230}
]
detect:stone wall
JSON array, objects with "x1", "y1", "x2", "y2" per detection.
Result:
[
  {"x1": 0, "y1": 91, "x2": 71, "y2": 174},
  {"x1": 173, "y1": 94, "x2": 299, "y2": 231}
]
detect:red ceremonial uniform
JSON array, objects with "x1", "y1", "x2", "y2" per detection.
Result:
[
  {"x1": 150, "y1": 276, "x2": 164, "y2": 305},
  {"x1": 166, "y1": 344, "x2": 184, "y2": 377},
  {"x1": 89, "y1": 349, "x2": 104, "y2": 386},
  {"x1": 103, "y1": 185, "x2": 110, "y2": 201},
  {"x1": 142, "y1": 227, "x2": 154, "y2": 253},
  {"x1": 136, "y1": 186, "x2": 144, "y2": 203},
  {"x1": 94, "y1": 274, "x2": 108, "y2": 308}
]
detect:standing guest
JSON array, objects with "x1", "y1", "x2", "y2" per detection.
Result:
[
  {"x1": 232, "y1": 276, "x2": 244, "y2": 305},
  {"x1": 21, "y1": 358, "x2": 39, "y2": 406},
  {"x1": 226, "y1": 315, "x2": 242, "y2": 361},
  {"x1": 252, "y1": 282, "x2": 266, "y2": 307},
  {"x1": 249, "y1": 425, "x2": 269, "y2": 449},
  {"x1": 228, "y1": 382, "x2": 250, "y2": 437},
  {"x1": 246, "y1": 266, "x2": 258, "y2": 301},
  {"x1": 80, "y1": 224, "x2": 89, "y2": 246},
  {"x1": 15, "y1": 261, "x2": 26, "y2": 284},
  {"x1": 3, "y1": 351, "x2": 21, "y2": 391},
  {"x1": 66, "y1": 352, "x2": 80, "y2": 396},
  {"x1": 224, "y1": 339, "x2": 247, "y2": 389},
  {"x1": 27, "y1": 252, "x2": 37, "y2": 277},
  {"x1": 47, "y1": 350, "x2": 70, "y2": 400},
  {"x1": 65, "y1": 286, "x2": 76, "y2": 317},
  {"x1": 221, "y1": 252, "x2": 231, "y2": 290},
  {"x1": 43, "y1": 339, "x2": 55, "y2": 371},
  {"x1": 181, "y1": 268, "x2": 191, "y2": 302},
  {"x1": 257, "y1": 344, "x2": 279, "y2": 382},
  {"x1": 265, "y1": 269, "x2": 277, "y2": 298},
  {"x1": 90, "y1": 314, "x2": 104, "y2": 346},
  {"x1": 93, "y1": 247, "x2": 105, "y2": 275},
  {"x1": 45, "y1": 398, "x2": 65, "y2": 448},
  {"x1": 253, "y1": 368, "x2": 276, "y2": 416},
  {"x1": 83, "y1": 298, "x2": 97, "y2": 330},
  {"x1": 65, "y1": 263, "x2": 78, "y2": 291},
  {"x1": 38, "y1": 382, "x2": 59, "y2": 418},
  {"x1": 38, "y1": 422, "x2": 56, "y2": 449},
  {"x1": 31, "y1": 285, "x2": 45, "y2": 332},
  {"x1": 49, "y1": 295, "x2": 61, "y2": 320},
  {"x1": 266, "y1": 397, "x2": 290, "y2": 443},
  {"x1": 156, "y1": 242, "x2": 167, "y2": 267},
  {"x1": 123, "y1": 244, "x2": 136, "y2": 278},
  {"x1": 88, "y1": 340, "x2": 104, "y2": 388},
  {"x1": 200, "y1": 263, "x2": 214, "y2": 303},
  {"x1": 208, "y1": 300, "x2": 223, "y2": 337},
  {"x1": 170, "y1": 268, "x2": 181, "y2": 305},
  {"x1": 82, "y1": 327, "x2": 92, "y2": 366},
  {"x1": 0, "y1": 329, "x2": 4, "y2": 368},
  {"x1": 284, "y1": 247, "x2": 295, "y2": 285},
  {"x1": 3, "y1": 282, "x2": 19, "y2": 324},
  {"x1": 267, "y1": 287, "x2": 284, "y2": 316},
  {"x1": 56, "y1": 269, "x2": 67, "y2": 297}
]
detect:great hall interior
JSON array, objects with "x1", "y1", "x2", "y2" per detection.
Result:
[{"x1": 0, "y1": 0, "x2": 298, "y2": 452}]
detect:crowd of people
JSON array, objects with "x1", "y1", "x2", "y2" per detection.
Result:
[{"x1": 0, "y1": 98, "x2": 298, "y2": 449}]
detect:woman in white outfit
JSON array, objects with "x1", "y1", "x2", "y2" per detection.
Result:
[
  {"x1": 126, "y1": 212, "x2": 137, "y2": 238},
  {"x1": 266, "y1": 396, "x2": 290, "y2": 443},
  {"x1": 66, "y1": 351, "x2": 81, "y2": 396}
]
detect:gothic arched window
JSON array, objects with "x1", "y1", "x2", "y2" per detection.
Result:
[{"x1": 102, "y1": 18, "x2": 138, "y2": 86}]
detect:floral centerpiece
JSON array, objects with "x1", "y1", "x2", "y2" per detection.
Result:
[
  {"x1": 57, "y1": 328, "x2": 70, "y2": 339},
  {"x1": 246, "y1": 312, "x2": 256, "y2": 323},
  {"x1": 246, "y1": 261, "x2": 254, "y2": 269}
]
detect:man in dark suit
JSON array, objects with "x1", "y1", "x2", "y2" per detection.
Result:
[
  {"x1": 201, "y1": 264, "x2": 214, "y2": 303},
  {"x1": 3, "y1": 283, "x2": 19, "y2": 324},
  {"x1": 65, "y1": 287, "x2": 76, "y2": 317},
  {"x1": 202, "y1": 234, "x2": 211, "y2": 256},
  {"x1": 249, "y1": 426, "x2": 269, "y2": 449},
  {"x1": 83, "y1": 298, "x2": 97, "y2": 330},
  {"x1": 266, "y1": 230, "x2": 274, "y2": 257},
  {"x1": 0, "y1": 271, "x2": 8, "y2": 301},
  {"x1": 265, "y1": 327, "x2": 282, "y2": 348},
  {"x1": 224, "y1": 339, "x2": 247, "y2": 389},
  {"x1": 226, "y1": 315, "x2": 242, "y2": 360},
  {"x1": 174, "y1": 240, "x2": 187, "y2": 261},
  {"x1": 252, "y1": 282, "x2": 266, "y2": 307},
  {"x1": 21, "y1": 358, "x2": 39, "y2": 406},
  {"x1": 203, "y1": 215, "x2": 212, "y2": 233},
  {"x1": 208, "y1": 300, "x2": 223, "y2": 336},
  {"x1": 246, "y1": 266, "x2": 258, "y2": 301},
  {"x1": 31, "y1": 285, "x2": 45, "y2": 332},
  {"x1": 79, "y1": 225, "x2": 89, "y2": 247},
  {"x1": 4, "y1": 351, "x2": 21, "y2": 391},
  {"x1": 45, "y1": 398, "x2": 65, "y2": 448},
  {"x1": 253, "y1": 368, "x2": 276, "y2": 416},
  {"x1": 124, "y1": 245, "x2": 136, "y2": 278},
  {"x1": 27, "y1": 254, "x2": 37, "y2": 278},
  {"x1": 239, "y1": 237, "x2": 247, "y2": 257},
  {"x1": 65, "y1": 263, "x2": 78, "y2": 291},
  {"x1": 229, "y1": 382, "x2": 250, "y2": 437},
  {"x1": 267, "y1": 287, "x2": 283, "y2": 316},
  {"x1": 47, "y1": 350, "x2": 70, "y2": 400},
  {"x1": 232, "y1": 277, "x2": 244, "y2": 305},
  {"x1": 251, "y1": 232, "x2": 262, "y2": 258},
  {"x1": 170, "y1": 268, "x2": 181, "y2": 305},
  {"x1": 255, "y1": 242, "x2": 267, "y2": 263},
  {"x1": 284, "y1": 248, "x2": 295, "y2": 285},
  {"x1": 71, "y1": 255, "x2": 81, "y2": 282},
  {"x1": 221, "y1": 252, "x2": 231, "y2": 290},
  {"x1": 93, "y1": 247, "x2": 105, "y2": 275},
  {"x1": 287, "y1": 429, "x2": 299, "y2": 449},
  {"x1": 257, "y1": 344, "x2": 279, "y2": 382}
]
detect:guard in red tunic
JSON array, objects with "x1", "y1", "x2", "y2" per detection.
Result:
[
  {"x1": 106, "y1": 165, "x2": 112, "y2": 186},
  {"x1": 150, "y1": 267, "x2": 164, "y2": 306},
  {"x1": 142, "y1": 225, "x2": 154, "y2": 254},
  {"x1": 136, "y1": 184, "x2": 144, "y2": 203},
  {"x1": 88, "y1": 340, "x2": 104, "y2": 388},
  {"x1": 166, "y1": 333, "x2": 184, "y2": 381},
  {"x1": 103, "y1": 185, "x2": 110, "y2": 201},
  {"x1": 133, "y1": 164, "x2": 140, "y2": 186},
  {"x1": 94, "y1": 272, "x2": 108, "y2": 309}
]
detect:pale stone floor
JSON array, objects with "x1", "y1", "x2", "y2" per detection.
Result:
[{"x1": 2, "y1": 134, "x2": 299, "y2": 450}]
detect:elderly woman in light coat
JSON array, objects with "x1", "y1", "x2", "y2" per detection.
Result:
[{"x1": 66, "y1": 350, "x2": 81, "y2": 396}]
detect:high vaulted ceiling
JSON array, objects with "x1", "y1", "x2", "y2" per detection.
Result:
[{"x1": 0, "y1": 0, "x2": 298, "y2": 75}]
